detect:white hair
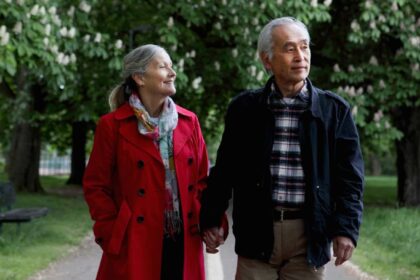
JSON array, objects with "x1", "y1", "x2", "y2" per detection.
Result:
[
  {"x1": 257, "y1": 17, "x2": 310, "y2": 61},
  {"x1": 108, "y1": 44, "x2": 167, "y2": 111}
]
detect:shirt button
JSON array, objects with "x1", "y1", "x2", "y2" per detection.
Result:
[
  {"x1": 316, "y1": 185, "x2": 320, "y2": 189},
  {"x1": 137, "y1": 215, "x2": 145, "y2": 223},
  {"x1": 137, "y1": 160, "x2": 144, "y2": 168}
]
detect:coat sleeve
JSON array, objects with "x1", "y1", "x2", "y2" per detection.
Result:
[
  {"x1": 200, "y1": 100, "x2": 239, "y2": 231},
  {"x1": 83, "y1": 115, "x2": 119, "y2": 251},
  {"x1": 332, "y1": 105, "x2": 364, "y2": 246}
]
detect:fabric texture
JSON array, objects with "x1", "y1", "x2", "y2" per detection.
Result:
[
  {"x1": 200, "y1": 76, "x2": 364, "y2": 268},
  {"x1": 129, "y1": 94, "x2": 182, "y2": 237},
  {"x1": 83, "y1": 102, "x2": 209, "y2": 280},
  {"x1": 268, "y1": 82, "x2": 309, "y2": 207}
]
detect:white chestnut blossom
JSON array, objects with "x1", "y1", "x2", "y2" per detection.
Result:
[
  {"x1": 333, "y1": 64, "x2": 340, "y2": 72},
  {"x1": 323, "y1": 0, "x2": 332, "y2": 6},
  {"x1": 373, "y1": 110, "x2": 383, "y2": 122},
  {"x1": 94, "y1": 33, "x2": 101, "y2": 43},
  {"x1": 369, "y1": 56, "x2": 378, "y2": 66},
  {"x1": 39, "y1": 6, "x2": 46, "y2": 15},
  {"x1": 256, "y1": 71, "x2": 264, "y2": 81},
  {"x1": 367, "y1": 85, "x2": 373, "y2": 93},
  {"x1": 409, "y1": 36, "x2": 420, "y2": 48},
  {"x1": 249, "y1": 65, "x2": 257, "y2": 76},
  {"x1": 59, "y1": 27, "x2": 68, "y2": 37},
  {"x1": 391, "y1": 2, "x2": 398, "y2": 12},
  {"x1": 115, "y1": 39, "x2": 123, "y2": 49},
  {"x1": 68, "y1": 6, "x2": 75, "y2": 17},
  {"x1": 43, "y1": 37, "x2": 49, "y2": 46},
  {"x1": 70, "y1": 53, "x2": 77, "y2": 63},
  {"x1": 379, "y1": 79, "x2": 386, "y2": 89},
  {"x1": 277, "y1": 0, "x2": 283, "y2": 4},
  {"x1": 45, "y1": 24, "x2": 51, "y2": 36},
  {"x1": 190, "y1": 50, "x2": 196, "y2": 58},
  {"x1": 192, "y1": 77, "x2": 202, "y2": 89},
  {"x1": 167, "y1": 17, "x2": 174, "y2": 28},
  {"x1": 214, "y1": 61, "x2": 220, "y2": 71},
  {"x1": 356, "y1": 87, "x2": 364, "y2": 95},
  {"x1": 84, "y1": 34, "x2": 91, "y2": 42},
  {"x1": 79, "y1": 1, "x2": 91, "y2": 13},
  {"x1": 411, "y1": 63, "x2": 419, "y2": 72},
  {"x1": 348, "y1": 65, "x2": 355, "y2": 72},
  {"x1": 13, "y1": 22, "x2": 22, "y2": 34},
  {"x1": 50, "y1": 45, "x2": 59, "y2": 54},
  {"x1": 30, "y1": 4, "x2": 40, "y2": 16},
  {"x1": 351, "y1": 106, "x2": 358, "y2": 116},
  {"x1": 365, "y1": 0, "x2": 372, "y2": 8},
  {"x1": 232, "y1": 48, "x2": 238, "y2": 57},
  {"x1": 17, "y1": 0, "x2": 25, "y2": 5},
  {"x1": 48, "y1": 6, "x2": 57, "y2": 15},
  {"x1": 311, "y1": 0, "x2": 318, "y2": 7},
  {"x1": 351, "y1": 20, "x2": 360, "y2": 31},
  {"x1": 52, "y1": 14, "x2": 61, "y2": 26},
  {"x1": 369, "y1": 21, "x2": 376, "y2": 29},
  {"x1": 68, "y1": 27, "x2": 76, "y2": 38},
  {"x1": 214, "y1": 22, "x2": 222, "y2": 30},
  {"x1": 0, "y1": 26, "x2": 10, "y2": 46}
]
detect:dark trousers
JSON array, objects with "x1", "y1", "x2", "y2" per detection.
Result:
[{"x1": 161, "y1": 232, "x2": 184, "y2": 280}]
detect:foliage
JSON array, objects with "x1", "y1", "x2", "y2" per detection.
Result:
[
  {"x1": 318, "y1": 0, "x2": 419, "y2": 156},
  {"x1": 0, "y1": 0, "x2": 124, "y2": 152}
]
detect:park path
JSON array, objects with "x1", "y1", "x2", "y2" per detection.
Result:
[{"x1": 28, "y1": 192, "x2": 377, "y2": 280}]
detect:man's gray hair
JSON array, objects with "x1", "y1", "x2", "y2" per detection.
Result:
[{"x1": 257, "y1": 17, "x2": 310, "y2": 61}]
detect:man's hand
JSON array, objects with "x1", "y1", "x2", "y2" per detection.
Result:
[
  {"x1": 333, "y1": 236, "x2": 355, "y2": 266},
  {"x1": 202, "y1": 227, "x2": 224, "y2": 254}
]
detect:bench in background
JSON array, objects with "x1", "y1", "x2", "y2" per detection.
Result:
[{"x1": 0, "y1": 181, "x2": 48, "y2": 234}]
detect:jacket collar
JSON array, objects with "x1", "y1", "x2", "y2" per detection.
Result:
[
  {"x1": 261, "y1": 76, "x2": 323, "y2": 120},
  {"x1": 113, "y1": 102, "x2": 194, "y2": 163}
]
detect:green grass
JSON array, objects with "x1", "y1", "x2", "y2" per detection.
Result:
[
  {"x1": 0, "y1": 175, "x2": 92, "y2": 280},
  {"x1": 352, "y1": 176, "x2": 420, "y2": 280}
]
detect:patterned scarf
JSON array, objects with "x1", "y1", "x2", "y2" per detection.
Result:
[{"x1": 129, "y1": 93, "x2": 182, "y2": 237}]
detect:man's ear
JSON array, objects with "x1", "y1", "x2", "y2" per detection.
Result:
[
  {"x1": 132, "y1": 73, "x2": 145, "y2": 86},
  {"x1": 260, "y1": 52, "x2": 272, "y2": 72}
]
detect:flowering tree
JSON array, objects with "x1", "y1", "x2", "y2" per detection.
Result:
[
  {"x1": 312, "y1": 0, "x2": 419, "y2": 206},
  {"x1": 0, "y1": 0, "x2": 123, "y2": 191}
]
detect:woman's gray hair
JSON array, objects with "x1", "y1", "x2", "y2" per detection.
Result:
[
  {"x1": 257, "y1": 17, "x2": 310, "y2": 61},
  {"x1": 108, "y1": 44, "x2": 167, "y2": 111}
]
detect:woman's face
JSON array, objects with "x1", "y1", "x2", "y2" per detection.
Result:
[{"x1": 138, "y1": 50, "x2": 177, "y2": 98}]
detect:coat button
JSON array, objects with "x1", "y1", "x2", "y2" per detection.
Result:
[
  {"x1": 188, "y1": 185, "x2": 194, "y2": 192},
  {"x1": 137, "y1": 215, "x2": 145, "y2": 223},
  {"x1": 188, "y1": 157, "x2": 193, "y2": 165},
  {"x1": 187, "y1": 211, "x2": 193, "y2": 219},
  {"x1": 137, "y1": 160, "x2": 144, "y2": 168},
  {"x1": 137, "y1": 188, "x2": 145, "y2": 196}
]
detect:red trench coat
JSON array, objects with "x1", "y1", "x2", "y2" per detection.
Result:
[{"x1": 83, "y1": 103, "x2": 209, "y2": 280}]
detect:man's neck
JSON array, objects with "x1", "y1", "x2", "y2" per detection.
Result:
[{"x1": 275, "y1": 79, "x2": 305, "y2": 98}]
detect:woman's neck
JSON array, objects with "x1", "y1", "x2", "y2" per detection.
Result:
[{"x1": 138, "y1": 92, "x2": 165, "y2": 117}]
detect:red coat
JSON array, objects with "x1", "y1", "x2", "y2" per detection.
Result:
[{"x1": 83, "y1": 103, "x2": 209, "y2": 280}]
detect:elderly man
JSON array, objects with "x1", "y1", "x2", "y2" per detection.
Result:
[{"x1": 200, "y1": 17, "x2": 364, "y2": 279}]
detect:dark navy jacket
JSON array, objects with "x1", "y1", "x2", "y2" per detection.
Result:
[{"x1": 200, "y1": 77, "x2": 364, "y2": 268}]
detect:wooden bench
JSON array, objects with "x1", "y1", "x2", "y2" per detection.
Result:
[{"x1": 0, "y1": 181, "x2": 48, "y2": 234}]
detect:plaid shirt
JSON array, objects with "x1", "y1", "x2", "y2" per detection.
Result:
[{"x1": 268, "y1": 82, "x2": 310, "y2": 208}]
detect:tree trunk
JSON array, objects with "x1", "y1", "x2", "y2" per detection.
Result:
[
  {"x1": 5, "y1": 72, "x2": 46, "y2": 193},
  {"x1": 66, "y1": 121, "x2": 87, "y2": 185},
  {"x1": 394, "y1": 107, "x2": 420, "y2": 206},
  {"x1": 6, "y1": 123, "x2": 42, "y2": 192},
  {"x1": 369, "y1": 153, "x2": 382, "y2": 176}
]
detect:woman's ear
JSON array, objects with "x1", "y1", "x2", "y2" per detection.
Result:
[{"x1": 132, "y1": 73, "x2": 145, "y2": 86}]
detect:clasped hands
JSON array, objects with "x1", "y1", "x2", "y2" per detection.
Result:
[{"x1": 202, "y1": 227, "x2": 225, "y2": 253}]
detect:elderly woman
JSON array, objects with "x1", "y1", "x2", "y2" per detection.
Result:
[{"x1": 83, "y1": 44, "x2": 208, "y2": 280}]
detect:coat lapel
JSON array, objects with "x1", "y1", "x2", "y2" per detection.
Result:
[
  {"x1": 173, "y1": 116, "x2": 193, "y2": 156},
  {"x1": 118, "y1": 117, "x2": 163, "y2": 163}
]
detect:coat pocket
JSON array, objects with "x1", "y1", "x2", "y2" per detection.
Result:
[{"x1": 107, "y1": 200, "x2": 132, "y2": 255}]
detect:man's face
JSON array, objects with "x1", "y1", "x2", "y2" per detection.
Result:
[{"x1": 261, "y1": 24, "x2": 311, "y2": 88}]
